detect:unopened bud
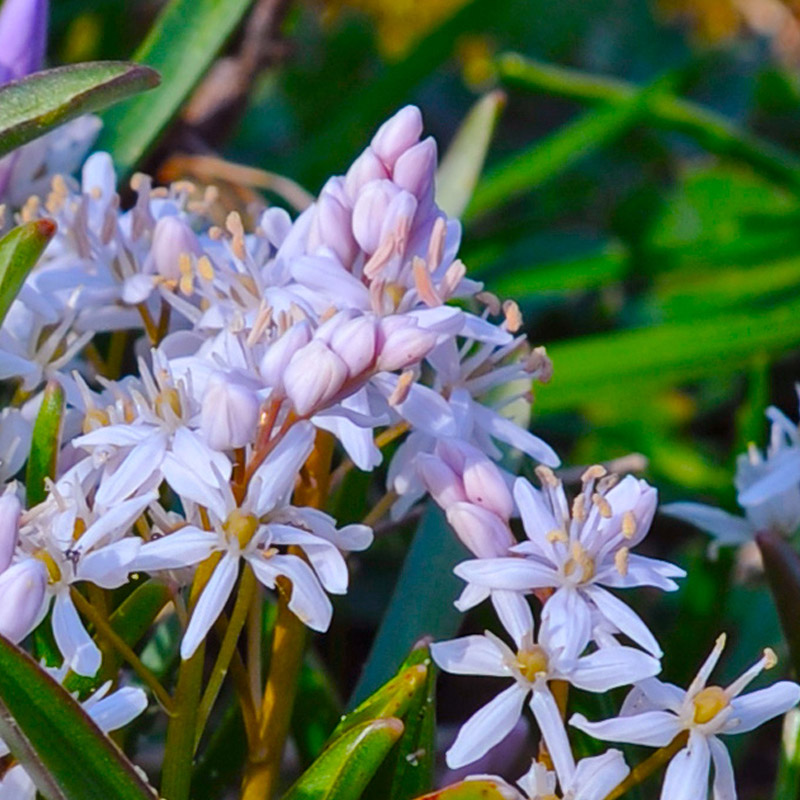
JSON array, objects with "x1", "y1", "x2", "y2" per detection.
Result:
[
  {"x1": 344, "y1": 147, "x2": 389, "y2": 201},
  {"x1": 462, "y1": 456, "x2": 514, "y2": 521},
  {"x1": 0, "y1": 0, "x2": 47, "y2": 79},
  {"x1": 392, "y1": 137, "x2": 437, "y2": 202},
  {"x1": 376, "y1": 316, "x2": 438, "y2": 372},
  {"x1": 150, "y1": 216, "x2": 202, "y2": 281},
  {"x1": 260, "y1": 321, "x2": 312, "y2": 391},
  {"x1": 308, "y1": 178, "x2": 358, "y2": 265},
  {"x1": 0, "y1": 493, "x2": 21, "y2": 573},
  {"x1": 352, "y1": 180, "x2": 401, "y2": 254},
  {"x1": 284, "y1": 340, "x2": 349, "y2": 416},
  {"x1": 0, "y1": 559, "x2": 47, "y2": 643},
  {"x1": 371, "y1": 105, "x2": 424, "y2": 169},
  {"x1": 417, "y1": 454, "x2": 467, "y2": 509},
  {"x1": 446, "y1": 502, "x2": 515, "y2": 558},
  {"x1": 326, "y1": 314, "x2": 379, "y2": 378},
  {"x1": 201, "y1": 372, "x2": 260, "y2": 450}
]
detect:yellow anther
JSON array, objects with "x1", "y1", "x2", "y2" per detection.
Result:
[
  {"x1": 592, "y1": 493, "x2": 612, "y2": 518},
  {"x1": 764, "y1": 648, "x2": 778, "y2": 669},
  {"x1": 615, "y1": 547, "x2": 629, "y2": 577},
  {"x1": 581, "y1": 464, "x2": 607, "y2": 483},
  {"x1": 546, "y1": 528, "x2": 568, "y2": 544},
  {"x1": 566, "y1": 542, "x2": 595, "y2": 582},
  {"x1": 208, "y1": 226, "x2": 223, "y2": 241},
  {"x1": 224, "y1": 510, "x2": 259, "y2": 549},
  {"x1": 535, "y1": 466, "x2": 560, "y2": 488},
  {"x1": 571, "y1": 493, "x2": 587, "y2": 523},
  {"x1": 197, "y1": 255, "x2": 214, "y2": 281},
  {"x1": 72, "y1": 518, "x2": 87, "y2": 542},
  {"x1": 82, "y1": 407, "x2": 110, "y2": 434},
  {"x1": 693, "y1": 686, "x2": 729, "y2": 724},
  {"x1": 35, "y1": 551, "x2": 61, "y2": 583},
  {"x1": 385, "y1": 282, "x2": 406, "y2": 309},
  {"x1": 155, "y1": 388, "x2": 182, "y2": 419},
  {"x1": 622, "y1": 511, "x2": 636, "y2": 539},
  {"x1": 516, "y1": 645, "x2": 549, "y2": 681},
  {"x1": 502, "y1": 299, "x2": 522, "y2": 333}
]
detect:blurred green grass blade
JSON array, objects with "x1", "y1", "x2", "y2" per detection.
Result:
[
  {"x1": 775, "y1": 709, "x2": 800, "y2": 800},
  {"x1": 369, "y1": 643, "x2": 436, "y2": 800},
  {"x1": 0, "y1": 634, "x2": 155, "y2": 800},
  {"x1": 497, "y1": 53, "x2": 800, "y2": 196},
  {"x1": 436, "y1": 90, "x2": 506, "y2": 218},
  {"x1": 0, "y1": 219, "x2": 57, "y2": 327},
  {"x1": 411, "y1": 780, "x2": 512, "y2": 800},
  {"x1": 350, "y1": 506, "x2": 466, "y2": 706},
  {"x1": 97, "y1": 0, "x2": 256, "y2": 175},
  {"x1": 282, "y1": 718, "x2": 404, "y2": 800},
  {"x1": 756, "y1": 531, "x2": 800, "y2": 676},
  {"x1": 535, "y1": 296, "x2": 800, "y2": 413},
  {"x1": 734, "y1": 356, "x2": 770, "y2": 456},
  {"x1": 0, "y1": 62, "x2": 158, "y2": 159},
  {"x1": 25, "y1": 380, "x2": 64, "y2": 507},
  {"x1": 291, "y1": 653, "x2": 343, "y2": 766}
]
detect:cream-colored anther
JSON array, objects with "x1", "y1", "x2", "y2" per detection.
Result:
[
  {"x1": 535, "y1": 466, "x2": 560, "y2": 488},
  {"x1": 615, "y1": 547, "x2": 629, "y2": 577},
  {"x1": 622, "y1": 511, "x2": 636, "y2": 539},
  {"x1": 693, "y1": 686, "x2": 729, "y2": 725},
  {"x1": 581, "y1": 464, "x2": 607, "y2": 483},
  {"x1": 592, "y1": 493, "x2": 612, "y2": 519}
]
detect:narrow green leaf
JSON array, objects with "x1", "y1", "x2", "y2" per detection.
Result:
[
  {"x1": 350, "y1": 506, "x2": 466, "y2": 706},
  {"x1": 25, "y1": 380, "x2": 64, "y2": 506},
  {"x1": 757, "y1": 531, "x2": 800, "y2": 676},
  {"x1": 535, "y1": 296, "x2": 800, "y2": 413},
  {"x1": 774, "y1": 709, "x2": 800, "y2": 800},
  {"x1": 436, "y1": 90, "x2": 506, "y2": 218},
  {"x1": 0, "y1": 634, "x2": 156, "y2": 800},
  {"x1": 97, "y1": 0, "x2": 256, "y2": 175},
  {"x1": 332, "y1": 663, "x2": 428, "y2": 741},
  {"x1": 369, "y1": 643, "x2": 437, "y2": 800},
  {"x1": 0, "y1": 63, "x2": 159, "y2": 159},
  {"x1": 282, "y1": 718, "x2": 404, "y2": 800},
  {"x1": 412, "y1": 780, "x2": 513, "y2": 800},
  {"x1": 0, "y1": 219, "x2": 57, "y2": 326}
]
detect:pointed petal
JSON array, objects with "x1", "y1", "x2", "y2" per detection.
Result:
[
  {"x1": 77, "y1": 492, "x2": 156, "y2": 550},
  {"x1": 95, "y1": 433, "x2": 167, "y2": 507},
  {"x1": 491, "y1": 589, "x2": 534, "y2": 650},
  {"x1": 660, "y1": 735, "x2": 710, "y2": 800},
  {"x1": 569, "y1": 646, "x2": 660, "y2": 693},
  {"x1": 454, "y1": 557, "x2": 558, "y2": 591},
  {"x1": 570, "y1": 710, "x2": 682, "y2": 748},
  {"x1": 133, "y1": 527, "x2": 217, "y2": 572},
  {"x1": 661, "y1": 503, "x2": 752, "y2": 546},
  {"x1": 541, "y1": 587, "x2": 592, "y2": 663},
  {"x1": 431, "y1": 635, "x2": 509, "y2": 677},
  {"x1": 585, "y1": 585, "x2": 662, "y2": 657},
  {"x1": 530, "y1": 687, "x2": 575, "y2": 787},
  {"x1": 76, "y1": 538, "x2": 140, "y2": 589},
  {"x1": 570, "y1": 750, "x2": 629, "y2": 800},
  {"x1": 86, "y1": 687, "x2": 147, "y2": 732},
  {"x1": 726, "y1": 682, "x2": 800, "y2": 734},
  {"x1": 53, "y1": 591, "x2": 101, "y2": 677},
  {"x1": 708, "y1": 737, "x2": 736, "y2": 800}
]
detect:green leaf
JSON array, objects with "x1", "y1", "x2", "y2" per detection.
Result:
[
  {"x1": 369, "y1": 643, "x2": 437, "y2": 800},
  {"x1": 25, "y1": 380, "x2": 65, "y2": 506},
  {"x1": 0, "y1": 62, "x2": 159, "y2": 159},
  {"x1": 97, "y1": 0, "x2": 256, "y2": 175},
  {"x1": 0, "y1": 633, "x2": 156, "y2": 800},
  {"x1": 757, "y1": 531, "x2": 800, "y2": 676},
  {"x1": 535, "y1": 295, "x2": 800, "y2": 413},
  {"x1": 350, "y1": 506, "x2": 466, "y2": 706},
  {"x1": 411, "y1": 780, "x2": 513, "y2": 800},
  {"x1": 0, "y1": 219, "x2": 57, "y2": 327},
  {"x1": 282, "y1": 718, "x2": 404, "y2": 800},
  {"x1": 436, "y1": 90, "x2": 506, "y2": 218},
  {"x1": 332, "y1": 662, "x2": 428, "y2": 741}
]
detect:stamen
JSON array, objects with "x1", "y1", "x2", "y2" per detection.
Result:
[
  {"x1": 582, "y1": 465, "x2": 607, "y2": 484},
  {"x1": 546, "y1": 528, "x2": 568, "y2": 543},
  {"x1": 535, "y1": 466, "x2": 560, "y2": 488},
  {"x1": 622, "y1": 511, "x2": 636, "y2": 539},
  {"x1": 615, "y1": 547, "x2": 629, "y2": 576},
  {"x1": 502, "y1": 300, "x2": 522, "y2": 333},
  {"x1": 388, "y1": 370, "x2": 414, "y2": 406},
  {"x1": 592, "y1": 493, "x2": 612, "y2": 518}
]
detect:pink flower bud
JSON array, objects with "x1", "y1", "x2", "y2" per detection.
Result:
[
  {"x1": 327, "y1": 314, "x2": 379, "y2": 378},
  {"x1": 0, "y1": 559, "x2": 47, "y2": 643},
  {"x1": 344, "y1": 147, "x2": 389, "y2": 201},
  {"x1": 201, "y1": 372, "x2": 261, "y2": 450},
  {"x1": 417, "y1": 454, "x2": 467, "y2": 509},
  {"x1": 352, "y1": 180, "x2": 401, "y2": 254},
  {"x1": 150, "y1": 216, "x2": 202, "y2": 281},
  {"x1": 392, "y1": 137, "x2": 437, "y2": 202},
  {"x1": 445, "y1": 502, "x2": 515, "y2": 558},
  {"x1": 308, "y1": 178, "x2": 358, "y2": 265},
  {"x1": 378, "y1": 190, "x2": 418, "y2": 251},
  {"x1": 462, "y1": 455, "x2": 514, "y2": 521},
  {"x1": 284, "y1": 340, "x2": 349, "y2": 416},
  {"x1": 371, "y1": 106, "x2": 423, "y2": 169},
  {"x1": 376, "y1": 316, "x2": 438, "y2": 372},
  {"x1": 0, "y1": 494, "x2": 21, "y2": 573},
  {"x1": 260, "y1": 321, "x2": 313, "y2": 391}
]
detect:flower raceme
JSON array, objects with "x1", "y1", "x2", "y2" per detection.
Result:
[{"x1": 0, "y1": 93, "x2": 796, "y2": 800}]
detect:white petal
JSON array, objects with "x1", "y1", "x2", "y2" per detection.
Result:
[
  {"x1": 74, "y1": 424, "x2": 154, "y2": 448},
  {"x1": 709, "y1": 736, "x2": 736, "y2": 800},
  {"x1": 570, "y1": 710, "x2": 682, "y2": 747},
  {"x1": 161, "y1": 454, "x2": 228, "y2": 521},
  {"x1": 133, "y1": 527, "x2": 217, "y2": 572},
  {"x1": 471, "y1": 404, "x2": 560, "y2": 467},
  {"x1": 584, "y1": 585, "x2": 662, "y2": 657},
  {"x1": 171, "y1": 427, "x2": 233, "y2": 487},
  {"x1": 181, "y1": 552, "x2": 239, "y2": 659},
  {"x1": 726, "y1": 682, "x2": 800, "y2": 734},
  {"x1": 77, "y1": 538, "x2": 140, "y2": 589},
  {"x1": 739, "y1": 450, "x2": 800, "y2": 506},
  {"x1": 530, "y1": 687, "x2": 575, "y2": 787},
  {"x1": 445, "y1": 683, "x2": 528, "y2": 769},
  {"x1": 491, "y1": 590, "x2": 534, "y2": 650},
  {"x1": 569, "y1": 647, "x2": 660, "y2": 692},
  {"x1": 513, "y1": 478, "x2": 559, "y2": 545},
  {"x1": 77, "y1": 492, "x2": 157, "y2": 550},
  {"x1": 95, "y1": 433, "x2": 167, "y2": 507},
  {"x1": 660, "y1": 735, "x2": 710, "y2": 800},
  {"x1": 570, "y1": 750, "x2": 629, "y2": 800},
  {"x1": 661, "y1": 503, "x2": 752, "y2": 545},
  {"x1": 53, "y1": 592, "x2": 101, "y2": 677},
  {"x1": 624, "y1": 678, "x2": 685, "y2": 714},
  {"x1": 454, "y1": 557, "x2": 558, "y2": 591},
  {"x1": 0, "y1": 764, "x2": 35, "y2": 800},
  {"x1": 431, "y1": 635, "x2": 508, "y2": 677},
  {"x1": 87, "y1": 687, "x2": 147, "y2": 732},
  {"x1": 541, "y1": 588, "x2": 592, "y2": 662}
]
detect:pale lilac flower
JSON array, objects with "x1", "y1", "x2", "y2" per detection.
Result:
[
  {"x1": 0, "y1": 667, "x2": 147, "y2": 800},
  {"x1": 431, "y1": 609, "x2": 659, "y2": 774},
  {"x1": 466, "y1": 750, "x2": 629, "y2": 800},
  {"x1": 571, "y1": 635, "x2": 800, "y2": 800},
  {"x1": 0, "y1": 492, "x2": 21, "y2": 572},
  {"x1": 664, "y1": 395, "x2": 800, "y2": 550},
  {"x1": 0, "y1": 558, "x2": 47, "y2": 643},
  {"x1": 454, "y1": 470, "x2": 684, "y2": 656},
  {"x1": 0, "y1": 407, "x2": 32, "y2": 484},
  {"x1": 200, "y1": 371, "x2": 261, "y2": 450},
  {"x1": 131, "y1": 421, "x2": 372, "y2": 657}
]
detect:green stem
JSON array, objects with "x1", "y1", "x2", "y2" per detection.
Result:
[
  {"x1": 775, "y1": 709, "x2": 800, "y2": 800},
  {"x1": 194, "y1": 567, "x2": 257, "y2": 751},
  {"x1": 496, "y1": 53, "x2": 800, "y2": 196},
  {"x1": 604, "y1": 731, "x2": 689, "y2": 800}
]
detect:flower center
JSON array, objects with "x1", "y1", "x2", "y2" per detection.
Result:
[
  {"x1": 72, "y1": 518, "x2": 87, "y2": 541},
  {"x1": 563, "y1": 542, "x2": 595, "y2": 583},
  {"x1": 82, "y1": 408, "x2": 110, "y2": 434},
  {"x1": 224, "y1": 510, "x2": 258, "y2": 549},
  {"x1": 692, "y1": 685, "x2": 729, "y2": 724},
  {"x1": 35, "y1": 551, "x2": 61, "y2": 583},
  {"x1": 155, "y1": 387, "x2": 182, "y2": 420},
  {"x1": 516, "y1": 645, "x2": 549, "y2": 681}
]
